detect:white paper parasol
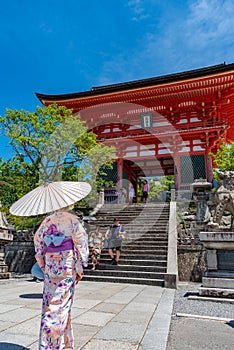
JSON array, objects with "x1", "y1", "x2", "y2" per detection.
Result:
[{"x1": 9, "y1": 181, "x2": 92, "y2": 216}]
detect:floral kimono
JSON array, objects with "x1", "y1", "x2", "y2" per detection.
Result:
[{"x1": 34, "y1": 211, "x2": 89, "y2": 350}]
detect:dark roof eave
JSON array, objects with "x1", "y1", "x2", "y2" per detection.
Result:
[{"x1": 35, "y1": 62, "x2": 234, "y2": 103}]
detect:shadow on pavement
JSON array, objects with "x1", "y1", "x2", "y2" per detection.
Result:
[
  {"x1": 0, "y1": 343, "x2": 29, "y2": 349},
  {"x1": 19, "y1": 293, "x2": 42, "y2": 299},
  {"x1": 226, "y1": 320, "x2": 234, "y2": 328},
  {"x1": 183, "y1": 291, "x2": 198, "y2": 297}
]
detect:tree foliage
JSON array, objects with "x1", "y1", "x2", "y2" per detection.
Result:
[
  {"x1": 210, "y1": 139, "x2": 234, "y2": 172},
  {"x1": 148, "y1": 176, "x2": 174, "y2": 201},
  {"x1": 0, "y1": 104, "x2": 99, "y2": 181}
]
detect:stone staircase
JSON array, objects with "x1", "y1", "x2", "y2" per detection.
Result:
[{"x1": 83, "y1": 202, "x2": 170, "y2": 286}]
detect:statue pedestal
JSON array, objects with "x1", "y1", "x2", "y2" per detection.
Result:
[{"x1": 199, "y1": 231, "x2": 234, "y2": 299}]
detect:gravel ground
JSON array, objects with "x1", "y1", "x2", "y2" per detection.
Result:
[
  {"x1": 167, "y1": 282, "x2": 234, "y2": 350},
  {"x1": 172, "y1": 282, "x2": 234, "y2": 319}
]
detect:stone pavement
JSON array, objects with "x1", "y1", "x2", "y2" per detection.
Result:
[{"x1": 0, "y1": 278, "x2": 174, "y2": 350}]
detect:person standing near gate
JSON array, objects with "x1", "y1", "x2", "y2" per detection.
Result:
[
  {"x1": 105, "y1": 218, "x2": 125, "y2": 265},
  {"x1": 142, "y1": 179, "x2": 150, "y2": 203}
]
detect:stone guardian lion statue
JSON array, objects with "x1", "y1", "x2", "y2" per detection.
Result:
[{"x1": 212, "y1": 171, "x2": 234, "y2": 228}]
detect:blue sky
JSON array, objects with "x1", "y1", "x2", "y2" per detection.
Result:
[{"x1": 1, "y1": 0, "x2": 234, "y2": 159}]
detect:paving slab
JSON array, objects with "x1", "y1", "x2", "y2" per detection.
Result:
[
  {"x1": 113, "y1": 308, "x2": 154, "y2": 324},
  {"x1": 0, "y1": 331, "x2": 37, "y2": 348},
  {"x1": 1, "y1": 316, "x2": 40, "y2": 337},
  {"x1": 81, "y1": 339, "x2": 139, "y2": 350},
  {"x1": 94, "y1": 321, "x2": 146, "y2": 342},
  {"x1": 0, "y1": 304, "x2": 23, "y2": 314},
  {"x1": 104, "y1": 291, "x2": 140, "y2": 304},
  {"x1": 0, "y1": 321, "x2": 16, "y2": 333},
  {"x1": 0, "y1": 307, "x2": 40, "y2": 323},
  {"x1": 73, "y1": 310, "x2": 115, "y2": 326},
  {"x1": 73, "y1": 324, "x2": 101, "y2": 349},
  {"x1": 92, "y1": 302, "x2": 126, "y2": 314}
]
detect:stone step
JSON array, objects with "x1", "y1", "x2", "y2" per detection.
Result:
[
  {"x1": 98, "y1": 209, "x2": 169, "y2": 212},
  {"x1": 97, "y1": 215, "x2": 169, "y2": 219},
  {"x1": 125, "y1": 234, "x2": 168, "y2": 239},
  {"x1": 97, "y1": 216, "x2": 169, "y2": 220},
  {"x1": 116, "y1": 248, "x2": 168, "y2": 254},
  {"x1": 84, "y1": 269, "x2": 165, "y2": 279},
  {"x1": 96, "y1": 216, "x2": 169, "y2": 220},
  {"x1": 98, "y1": 217, "x2": 167, "y2": 220},
  {"x1": 96, "y1": 217, "x2": 169, "y2": 221},
  {"x1": 101, "y1": 249, "x2": 167, "y2": 256},
  {"x1": 82, "y1": 274, "x2": 165, "y2": 287},
  {"x1": 129, "y1": 235, "x2": 168, "y2": 239},
  {"x1": 100, "y1": 253, "x2": 167, "y2": 259},
  {"x1": 99, "y1": 205, "x2": 169, "y2": 210},
  {"x1": 202, "y1": 276, "x2": 234, "y2": 289},
  {"x1": 124, "y1": 227, "x2": 169, "y2": 231},
  {"x1": 125, "y1": 238, "x2": 168, "y2": 243},
  {"x1": 199, "y1": 286, "x2": 234, "y2": 299},
  {"x1": 86, "y1": 263, "x2": 167, "y2": 273},
  {"x1": 98, "y1": 258, "x2": 167, "y2": 266},
  {"x1": 100, "y1": 208, "x2": 169, "y2": 212},
  {"x1": 97, "y1": 225, "x2": 169, "y2": 230},
  {"x1": 125, "y1": 231, "x2": 168, "y2": 236},
  {"x1": 124, "y1": 243, "x2": 168, "y2": 248}
]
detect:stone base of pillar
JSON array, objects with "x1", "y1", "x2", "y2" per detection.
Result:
[{"x1": 199, "y1": 231, "x2": 234, "y2": 299}]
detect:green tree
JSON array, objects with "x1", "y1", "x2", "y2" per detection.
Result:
[
  {"x1": 0, "y1": 104, "x2": 98, "y2": 182},
  {"x1": 210, "y1": 139, "x2": 234, "y2": 171},
  {"x1": 148, "y1": 176, "x2": 174, "y2": 201}
]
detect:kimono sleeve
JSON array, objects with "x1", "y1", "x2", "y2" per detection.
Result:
[
  {"x1": 33, "y1": 220, "x2": 47, "y2": 272},
  {"x1": 72, "y1": 219, "x2": 89, "y2": 268}
]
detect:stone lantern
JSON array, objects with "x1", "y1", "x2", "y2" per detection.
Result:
[{"x1": 190, "y1": 179, "x2": 212, "y2": 224}]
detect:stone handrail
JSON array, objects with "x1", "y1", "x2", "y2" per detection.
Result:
[{"x1": 165, "y1": 201, "x2": 178, "y2": 288}]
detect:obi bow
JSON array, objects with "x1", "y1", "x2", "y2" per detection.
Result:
[{"x1": 44, "y1": 233, "x2": 65, "y2": 246}]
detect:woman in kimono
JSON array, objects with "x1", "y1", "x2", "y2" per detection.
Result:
[
  {"x1": 34, "y1": 206, "x2": 89, "y2": 350},
  {"x1": 88, "y1": 225, "x2": 104, "y2": 270}
]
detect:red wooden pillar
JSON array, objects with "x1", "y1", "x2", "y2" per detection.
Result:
[
  {"x1": 205, "y1": 147, "x2": 213, "y2": 182},
  {"x1": 117, "y1": 158, "x2": 123, "y2": 203},
  {"x1": 173, "y1": 149, "x2": 181, "y2": 190}
]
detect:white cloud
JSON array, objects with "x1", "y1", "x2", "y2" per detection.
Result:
[
  {"x1": 127, "y1": 0, "x2": 150, "y2": 21},
  {"x1": 185, "y1": 0, "x2": 234, "y2": 47},
  {"x1": 98, "y1": 0, "x2": 234, "y2": 86}
]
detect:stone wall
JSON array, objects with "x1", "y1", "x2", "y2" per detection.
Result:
[
  {"x1": 178, "y1": 244, "x2": 207, "y2": 282},
  {"x1": 4, "y1": 241, "x2": 35, "y2": 273},
  {"x1": 177, "y1": 201, "x2": 208, "y2": 282}
]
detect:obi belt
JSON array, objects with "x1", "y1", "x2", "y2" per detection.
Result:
[{"x1": 44, "y1": 233, "x2": 74, "y2": 253}]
